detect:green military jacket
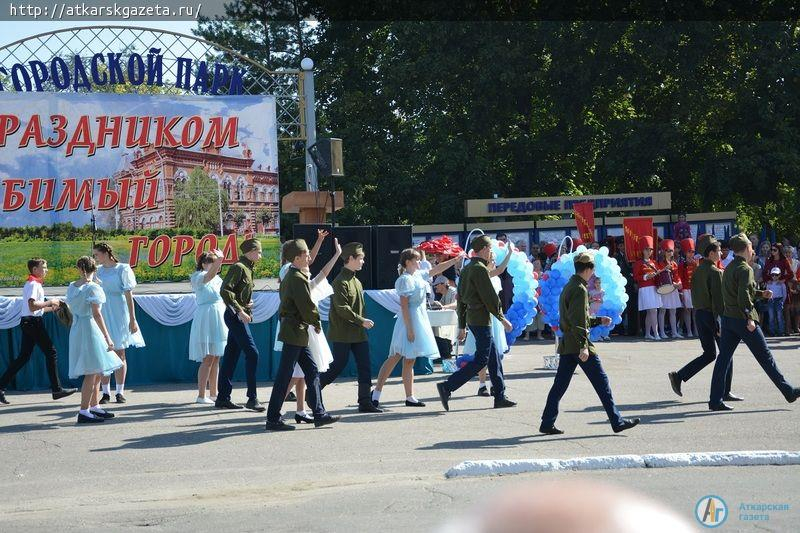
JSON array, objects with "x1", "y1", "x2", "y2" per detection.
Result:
[
  {"x1": 691, "y1": 259, "x2": 724, "y2": 317},
  {"x1": 722, "y1": 255, "x2": 765, "y2": 322},
  {"x1": 278, "y1": 266, "x2": 322, "y2": 346},
  {"x1": 327, "y1": 268, "x2": 368, "y2": 343},
  {"x1": 558, "y1": 274, "x2": 603, "y2": 355},
  {"x1": 220, "y1": 257, "x2": 254, "y2": 315},
  {"x1": 456, "y1": 257, "x2": 504, "y2": 329}
]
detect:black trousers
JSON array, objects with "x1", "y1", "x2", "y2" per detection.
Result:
[
  {"x1": 541, "y1": 352, "x2": 623, "y2": 428},
  {"x1": 320, "y1": 341, "x2": 373, "y2": 406},
  {"x1": 0, "y1": 316, "x2": 62, "y2": 392},
  {"x1": 676, "y1": 309, "x2": 732, "y2": 393},
  {"x1": 266, "y1": 343, "x2": 325, "y2": 423},
  {"x1": 710, "y1": 317, "x2": 794, "y2": 406},
  {"x1": 443, "y1": 325, "x2": 505, "y2": 398},
  {"x1": 217, "y1": 309, "x2": 259, "y2": 402}
]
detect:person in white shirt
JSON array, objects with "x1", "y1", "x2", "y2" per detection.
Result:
[
  {"x1": 0, "y1": 258, "x2": 77, "y2": 405},
  {"x1": 766, "y1": 267, "x2": 788, "y2": 336}
]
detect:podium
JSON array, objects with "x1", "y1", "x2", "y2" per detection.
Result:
[{"x1": 282, "y1": 191, "x2": 344, "y2": 224}]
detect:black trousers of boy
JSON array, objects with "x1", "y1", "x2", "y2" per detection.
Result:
[{"x1": 0, "y1": 316, "x2": 63, "y2": 392}]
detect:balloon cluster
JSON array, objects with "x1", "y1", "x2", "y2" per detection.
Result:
[
  {"x1": 488, "y1": 241, "x2": 539, "y2": 346},
  {"x1": 538, "y1": 245, "x2": 629, "y2": 342},
  {"x1": 456, "y1": 354, "x2": 475, "y2": 369}
]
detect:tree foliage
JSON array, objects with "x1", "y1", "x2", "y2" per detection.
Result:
[{"x1": 174, "y1": 167, "x2": 228, "y2": 231}]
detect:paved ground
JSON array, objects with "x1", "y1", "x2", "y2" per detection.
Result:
[{"x1": 1, "y1": 336, "x2": 799, "y2": 532}]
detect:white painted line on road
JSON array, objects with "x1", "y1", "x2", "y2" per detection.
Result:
[{"x1": 445, "y1": 450, "x2": 800, "y2": 478}]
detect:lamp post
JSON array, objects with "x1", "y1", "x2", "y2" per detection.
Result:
[{"x1": 301, "y1": 57, "x2": 318, "y2": 191}]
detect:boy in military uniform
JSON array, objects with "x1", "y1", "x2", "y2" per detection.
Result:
[
  {"x1": 708, "y1": 233, "x2": 799, "y2": 411},
  {"x1": 319, "y1": 242, "x2": 381, "y2": 413},
  {"x1": 435, "y1": 235, "x2": 516, "y2": 411},
  {"x1": 266, "y1": 239, "x2": 340, "y2": 431},
  {"x1": 668, "y1": 235, "x2": 740, "y2": 400},
  {"x1": 539, "y1": 252, "x2": 640, "y2": 434},
  {"x1": 216, "y1": 238, "x2": 265, "y2": 411}
]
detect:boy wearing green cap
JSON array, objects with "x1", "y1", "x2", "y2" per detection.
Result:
[
  {"x1": 215, "y1": 238, "x2": 265, "y2": 411},
  {"x1": 319, "y1": 242, "x2": 382, "y2": 413},
  {"x1": 709, "y1": 233, "x2": 799, "y2": 410}
]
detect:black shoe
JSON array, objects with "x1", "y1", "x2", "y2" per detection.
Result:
[
  {"x1": 314, "y1": 414, "x2": 342, "y2": 428},
  {"x1": 668, "y1": 372, "x2": 683, "y2": 397},
  {"x1": 285, "y1": 391, "x2": 297, "y2": 402},
  {"x1": 245, "y1": 399, "x2": 266, "y2": 412},
  {"x1": 612, "y1": 418, "x2": 640, "y2": 433},
  {"x1": 405, "y1": 399, "x2": 426, "y2": 407},
  {"x1": 52, "y1": 388, "x2": 78, "y2": 400},
  {"x1": 0, "y1": 390, "x2": 8, "y2": 405},
  {"x1": 539, "y1": 424, "x2": 564, "y2": 435},
  {"x1": 266, "y1": 419, "x2": 295, "y2": 431},
  {"x1": 494, "y1": 397, "x2": 517, "y2": 408},
  {"x1": 359, "y1": 402, "x2": 383, "y2": 413},
  {"x1": 436, "y1": 382, "x2": 451, "y2": 412},
  {"x1": 215, "y1": 399, "x2": 244, "y2": 410},
  {"x1": 294, "y1": 412, "x2": 314, "y2": 424},
  {"x1": 115, "y1": 393, "x2": 126, "y2": 404},
  {"x1": 785, "y1": 387, "x2": 800, "y2": 403},
  {"x1": 708, "y1": 402, "x2": 734, "y2": 411},
  {"x1": 99, "y1": 393, "x2": 110, "y2": 404},
  {"x1": 77, "y1": 413, "x2": 105, "y2": 424},
  {"x1": 477, "y1": 386, "x2": 490, "y2": 397},
  {"x1": 370, "y1": 389, "x2": 380, "y2": 408},
  {"x1": 90, "y1": 409, "x2": 115, "y2": 419},
  {"x1": 723, "y1": 392, "x2": 744, "y2": 402}
]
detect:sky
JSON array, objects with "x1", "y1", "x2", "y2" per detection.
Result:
[{"x1": 0, "y1": 20, "x2": 199, "y2": 48}]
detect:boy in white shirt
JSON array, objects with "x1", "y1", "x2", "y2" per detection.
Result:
[{"x1": 0, "y1": 258, "x2": 77, "y2": 404}]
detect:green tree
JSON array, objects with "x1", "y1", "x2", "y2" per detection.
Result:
[{"x1": 174, "y1": 167, "x2": 228, "y2": 231}]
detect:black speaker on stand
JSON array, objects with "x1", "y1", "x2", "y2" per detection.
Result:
[
  {"x1": 372, "y1": 225, "x2": 413, "y2": 289},
  {"x1": 307, "y1": 138, "x2": 344, "y2": 228},
  {"x1": 292, "y1": 223, "x2": 333, "y2": 279},
  {"x1": 331, "y1": 226, "x2": 373, "y2": 289}
]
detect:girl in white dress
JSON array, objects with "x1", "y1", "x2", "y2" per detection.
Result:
[
  {"x1": 93, "y1": 242, "x2": 146, "y2": 403},
  {"x1": 66, "y1": 256, "x2": 123, "y2": 424},
  {"x1": 189, "y1": 249, "x2": 227, "y2": 404}
]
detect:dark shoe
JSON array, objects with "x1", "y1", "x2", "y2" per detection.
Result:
[
  {"x1": 709, "y1": 402, "x2": 734, "y2": 411},
  {"x1": 77, "y1": 413, "x2": 105, "y2": 424},
  {"x1": 99, "y1": 393, "x2": 110, "y2": 404},
  {"x1": 494, "y1": 397, "x2": 517, "y2": 408},
  {"x1": 539, "y1": 424, "x2": 564, "y2": 435},
  {"x1": 370, "y1": 389, "x2": 380, "y2": 408},
  {"x1": 405, "y1": 399, "x2": 426, "y2": 407},
  {"x1": 359, "y1": 402, "x2": 383, "y2": 413},
  {"x1": 314, "y1": 414, "x2": 342, "y2": 428},
  {"x1": 52, "y1": 388, "x2": 78, "y2": 400},
  {"x1": 245, "y1": 399, "x2": 266, "y2": 412},
  {"x1": 668, "y1": 372, "x2": 683, "y2": 397},
  {"x1": 785, "y1": 387, "x2": 800, "y2": 403},
  {"x1": 115, "y1": 393, "x2": 126, "y2": 404},
  {"x1": 477, "y1": 386, "x2": 490, "y2": 397},
  {"x1": 285, "y1": 391, "x2": 297, "y2": 402},
  {"x1": 90, "y1": 409, "x2": 115, "y2": 419},
  {"x1": 294, "y1": 412, "x2": 314, "y2": 424},
  {"x1": 266, "y1": 419, "x2": 295, "y2": 431},
  {"x1": 436, "y1": 382, "x2": 451, "y2": 412},
  {"x1": 723, "y1": 392, "x2": 744, "y2": 402},
  {"x1": 0, "y1": 390, "x2": 8, "y2": 405},
  {"x1": 215, "y1": 399, "x2": 244, "y2": 410},
  {"x1": 612, "y1": 418, "x2": 640, "y2": 433}
]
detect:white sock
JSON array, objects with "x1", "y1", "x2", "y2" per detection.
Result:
[
  {"x1": 79, "y1": 408, "x2": 95, "y2": 418},
  {"x1": 406, "y1": 395, "x2": 418, "y2": 403},
  {"x1": 478, "y1": 381, "x2": 486, "y2": 388},
  {"x1": 116, "y1": 384, "x2": 124, "y2": 395},
  {"x1": 296, "y1": 410, "x2": 308, "y2": 416},
  {"x1": 372, "y1": 390, "x2": 382, "y2": 402},
  {"x1": 101, "y1": 383, "x2": 110, "y2": 395},
  {"x1": 90, "y1": 405, "x2": 106, "y2": 414}
]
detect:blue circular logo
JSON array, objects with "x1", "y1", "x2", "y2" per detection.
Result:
[{"x1": 695, "y1": 495, "x2": 728, "y2": 528}]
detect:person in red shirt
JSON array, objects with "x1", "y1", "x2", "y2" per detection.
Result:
[
  {"x1": 680, "y1": 238, "x2": 699, "y2": 337},
  {"x1": 657, "y1": 239, "x2": 684, "y2": 338},
  {"x1": 633, "y1": 236, "x2": 662, "y2": 340}
]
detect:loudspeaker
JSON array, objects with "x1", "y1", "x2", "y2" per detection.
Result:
[
  {"x1": 332, "y1": 226, "x2": 374, "y2": 289},
  {"x1": 292, "y1": 223, "x2": 333, "y2": 279},
  {"x1": 372, "y1": 225, "x2": 413, "y2": 290},
  {"x1": 307, "y1": 138, "x2": 343, "y2": 177}
]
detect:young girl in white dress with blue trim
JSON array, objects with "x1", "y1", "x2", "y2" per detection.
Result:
[
  {"x1": 66, "y1": 256, "x2": 123, "y2": 424},
  {"x1": 274, "y1": 231, "x2": 338, "y2": 423},
  {"x1": 372, "y1": 248, "x2": 464, "y2": 408},
  {"x1": 93, "y1": 242, "x2": 146, "y2": 404},
  {"x1": 189, "y1": 249, "x2": 227, "y2": 404}
]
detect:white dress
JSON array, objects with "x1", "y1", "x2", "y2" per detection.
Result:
[
  {"x1": 389, "y1": 271, "x2": 439, "y2": 359},
  {"x1": 188, "y1": 271, "x2": 228, "y2": 362},
  {"x1": 462, "y1": 276, "x2": 509, "y2": 358},
  {"x1": 274, "y1": 268, "x2": 334, "y2": 378}
]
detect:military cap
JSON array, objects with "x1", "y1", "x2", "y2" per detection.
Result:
[
  {"x1": 574, "y1": 252, "x2": 594, "y2": 264},
  {"x1": 729, "y1": 232, "x2": 750, "y2": 253},
  {"x1": 240, "y1": 238, "x2": 262, "y2": 254},
  {"x1": 470, "y1": 235, "x2": 492, "y2": 253},
  {"x1": 696, "y1": 234, "x2": 719, "y2": 256}
]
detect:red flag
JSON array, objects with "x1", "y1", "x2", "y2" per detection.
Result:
[
  {"x1": 573, "y1": 201, "x2": 595, "y2": 243},
  {"x1": 623, "y1": 217, "x2": 654, "y2": 262}
]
